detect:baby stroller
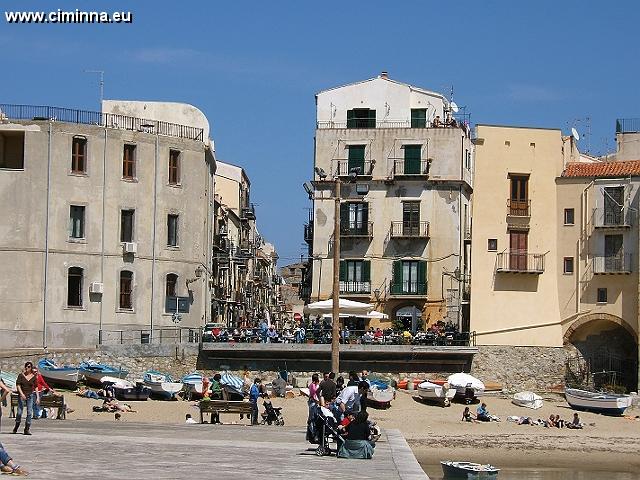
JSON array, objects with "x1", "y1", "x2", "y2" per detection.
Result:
[
  {"x1": 306, "y1": 405, "x2": 344, "y2": 456},
  {"x1": 261, "y1": 399, "x2": 284, "y2": 426}
]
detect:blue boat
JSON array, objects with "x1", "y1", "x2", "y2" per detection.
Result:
[
  {"x1": 79, "y1": 361, "x2": 128, "y2": 387},
  {"x1": 38, "y1": 358, "x2": 80, "y2": 389}
]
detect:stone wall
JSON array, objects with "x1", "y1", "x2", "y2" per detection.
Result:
[{"x1": 471, "y1": 345, "x2": 567, "y2": 393}]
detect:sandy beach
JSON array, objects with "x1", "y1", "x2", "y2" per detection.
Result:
[{"x1": 53, "y1": 387, "x2": 640, "y2": 473}]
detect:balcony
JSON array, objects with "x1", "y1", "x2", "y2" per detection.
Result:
[
  {"x1": 616, "y1": 118, "x2": 640, "y2": 134},
  {"x1": 593, "y1": 254, "x2": 632, "y2": 274},
  {"x1": 339, "y1": 281, "x2": 371, "y2": 295},
  {"x1": 304, "y1": 222, "x2": 314, "y2": 244},
  {"x1": 389, "y1": 282, "x2": 427, "y2": 296},
  {"x1": 389, "y1": 221, "x2": 429, "y2": 239},
  {"x1": 340, "y1": 222, "x2": 373, "y2": 238},
  {"x1": 507, "y1": 199, "x2": 531, "y2": 217},
  {"x1": 593, "y1": 207, "x2": 633, "y2": 229},
  {"x1": 332, "y1": 159, "x2": 374, "y2": 177},
  {"x1": 392, "y1": 159, "x2": 430, "y2": 177},
  {"x1": 496, "y1": 252, "x2": 545, "y2": 274},
  {"x1": 316, "y1": 116, "x2": 472, "y2": 132},
  {"x1": 241, "y1": 204, "x2": 256, "y2": 221}
]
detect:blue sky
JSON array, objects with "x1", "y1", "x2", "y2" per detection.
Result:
[{"x1": 2, "y1": 1, "x2": 639, "y2": 263}]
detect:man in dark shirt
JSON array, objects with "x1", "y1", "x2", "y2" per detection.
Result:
[{"x1": 318, "y1": 372, "x2": 336, "y2": 406}]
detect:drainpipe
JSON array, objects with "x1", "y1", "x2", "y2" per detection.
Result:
[
  {"x1": 98, "y1": 128, "x2": 107, "y2": 343},
  {"x1": 578, "y1": 181, "x2": 594, "y2": 313},
  {"x1": 150, "y1": 133, "x2": 159, "y2": 341},
  {"x1": 42, "y1": 121, "x2": 53, "y2": 348}
]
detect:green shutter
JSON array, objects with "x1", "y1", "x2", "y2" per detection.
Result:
[
  {"x1": 340, "y1": 202, "x2": 348, "y2": 227},
  {"x1": 411, "y1": 109, "x2": 426, "y2": 128},
  {"x1": 347, "y1": 109, "x2": 355, "y2": 128},
  {"x1": 392, "y1": 261, "x2": 402, "y2": 294},
  {"x1": 362, "y1": 260, "x2": 371, "y2": 282},
  {"x1": 361, "y1": 203, "x2": 369, "y2": 234},
  {"x1": 348, "y1": 145, "x2": 365, "y2": 174},
  {"x1": 404, "y1": 145, "x2": 421, "y2": 174},
  {"x1": 339, "y1": 260, "x2": 346, "y2": 281},
  {"x1": 418, "y1": 261, "x2": 427, "y2": 294}
]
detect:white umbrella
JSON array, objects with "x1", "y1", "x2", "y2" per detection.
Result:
[
  {"x1": 447, "y1": 373, "x2": 485, "y2": 390},
  {"x1": 365, "y1": 310, "x2": 388, "y2": 319},
  {"x1": 304, "y1": 298, "x2": 372, "y2": 315}
]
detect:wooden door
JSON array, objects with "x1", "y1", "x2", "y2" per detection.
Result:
[
  {"x1": 509, "y1": 231, "x2": 528, "y2": 271},
  {"x1": 510, "y1": 176, "x2": 529, "y2": 216}
]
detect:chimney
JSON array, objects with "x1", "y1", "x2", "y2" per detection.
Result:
[{"x1": 380, "y1": 71, "x2": 388, "y2": 79}]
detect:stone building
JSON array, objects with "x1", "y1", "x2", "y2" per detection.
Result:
[
  {"x1": 305, "y1": 73, "x2": 473, "y2": 332},
  {"x1": 0, "y1": 101, "x2": 215, "y2": 348},
  {"x1": 471, "y1": 122, "x2": 639, "y2": 391}
]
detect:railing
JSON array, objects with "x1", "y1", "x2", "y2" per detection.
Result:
[
  {"x1": 593, "y1": 207, "x2": 633, "y2": 228},
  {"x1": 98, "y1": 327, "x2": 201, "y2": 345},
  {"x1": 389, "y1": 282, "x2": 427, "y2": 295},
  {"x1": 332, "y1": 159, "x2": 374, "y2": 176},
  {"x1": 304, "y1": 222, "x2": 314, "y2": 244},
  {"x1": 592, "y1": 253, "x2": 632, "y2": 274},
  {"x1": 390, "y1": 221, "x2": 429, "y2": 238},
  {"x1": 339, "y1": 281, "x2": 371, "y2": 294},
  {"x1": 317, "y1": 116, "x2": 472, "y2": 131},
  {"x1": 393, "y1": 159, "x2": 430, "y2": 176},
  {"x1": 340, "y1": 221, "x2": 373, "y2": 237},
  {"x1": 0, "y1": 103, "x2": 204, "y2": 141},
  {"x1": 496, "y1": 252, "x2": 545, "y2": 273},
  {"x1": 241, "y1": 204, "x2": 256, "y2": 220},
  {"x1": 507, "y1": 199, "x2": 531, "y2": 217},
  {"x1": 616, "y1": 118, "x2": 640, "y2": 134}
]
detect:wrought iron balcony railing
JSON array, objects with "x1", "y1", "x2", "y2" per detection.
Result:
[
  {"x1": 340, "y1": 222, "x2": 373, "y2": 238},
  {"x1": 389, "y1": 221, "x2": 429, "y2": 238},
  {"x1": 339, "y1": 281, "x2": 371, "y2": 294},
  {"x1": 593, "y1": 254, "x2": 632, "y2": 274},
  {"x1": 393, "y1": 159, "x2": 430, "y2": 176},
  {"x1": 593, "y1": 207, "x2": 633, "y2": 228},
  {"x1": 616, "y1": 118, "x2": 640, "y2": 134},
  {"x1": 389, "y1": 282, "x2": 427, "y2": 296},
  {"x1": 304, "y1": 222, "x2": 314, "y2": 244},
  {"x1": 507, "y1": 199, "x2": 531, "y2": 217},
  {"x1": 496, "y1": 252, "x2": 545, "y2": 273},
  {"x1": 332, "y1": 159, "x2": 374, "y2": 177}
]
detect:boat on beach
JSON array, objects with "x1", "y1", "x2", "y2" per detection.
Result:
[
  {"x1": 512, "y1": 391, "x2": 543, "y2": 410},
  {"x1": 181, "y1": 372, "x2": 206, "y2": 400},
  {"x1": 417, "y1": 381, "x2": 456, "y2": 406},
  {"x1": 37, "y1": 358, "x2": 80, "y2": 389},
  {"x1": 143, "y1": 371, "x2": 183, "y2": 399},
  {"x1": 101, "y1": 377, "x2": 151, "y2": 401},
  {"x1": 447, "y1": 373, "x2": 485, "y2": 402},
  {"x1": 79, "y1": 361, "x2": 129, "y2": 387},
  {"x1": 367, "y1": 380, "x2": 394, "y2": 408},
  {"x1": 565, "y1": 388, "x2": 632, "y2": 416},
  {"x1": 0, "y1": 371, "x2": 17, "y2": 390},
  {"x1": 441, "y1": 461, "x2": 499, "y2": 478}
]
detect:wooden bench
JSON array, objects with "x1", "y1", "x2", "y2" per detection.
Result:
[
  {"x1": 199, "y1": 399, "x2": 253, "y2": 424},
  {"x1": 10, "y1": 393, "x2": 66, "y2": 419}
]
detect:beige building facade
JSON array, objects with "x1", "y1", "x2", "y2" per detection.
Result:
[{"x1": 306, "y1": 74, "x2": 473, "y2": 332}]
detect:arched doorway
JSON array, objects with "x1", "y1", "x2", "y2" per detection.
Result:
[
  {"x1": 394, "y1": 305, "x2": 422, "y2": 333},
  {"x1": 564, "y1": 314, "x2": 638, "y2": 392}
]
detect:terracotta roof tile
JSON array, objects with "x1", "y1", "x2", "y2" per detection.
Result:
[{"x1": 562, "y1": 160, "x2": 640, "y2": 178}]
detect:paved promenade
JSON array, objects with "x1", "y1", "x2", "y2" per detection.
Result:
[{"x1": 1, "y1": 421, "x2": 428, "y2": 479}]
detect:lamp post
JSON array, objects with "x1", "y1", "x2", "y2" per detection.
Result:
[{"x1": 331, "y1": 180, "x2": 341, "y2": 373}]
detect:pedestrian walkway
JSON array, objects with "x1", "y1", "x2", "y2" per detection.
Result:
[{"x1": 1, "y1": 421, "x2": 428, "y2": 479}]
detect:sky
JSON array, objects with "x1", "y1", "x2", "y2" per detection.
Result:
[{"x1": 2, "y1": 1, "x2": 640, "y2": 264}]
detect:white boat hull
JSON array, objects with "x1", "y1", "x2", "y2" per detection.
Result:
[
  {"x1": 417, "y1": 382, "x2": 457, "y2": 405},
  {"x1": 512, "y1": 391, "x2": 543, "y2": 410},
  {"x1": 565, "y1": 388, "x2": 632, "y2": 415},
  {"x1": 40, "y1": 369, "x2": 80, "y2": 389},
  {"x1": 146, "y1": 381, "x2": 183, "y2": 397},
  {"x1": 441, "y1": 461, "x2": 499, "y2": 478}
]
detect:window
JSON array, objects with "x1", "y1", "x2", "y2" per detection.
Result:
[
  {"x1": 402, "y1": 201, "x2": 420, "y2": 235},
  {"x1": 346, "y1": 109, "x2": 375, "y2": 129},
  {"x1": 347, "y1": 145, "x2": 365, "y2": 174},
  {"x1": 168, "y1": 149, "x2": 180, "y2": 185},
  {"x1": 563, "y1": 257, "x2": 574, "y2": 274},
  {"x1": 167, "y1": 214, "x2": 179, "y2": 246},
  {"x1": 0, "y1": 131, "x2": 25, "y2": 169},
  {"x1": 509, "y1": 175, "x2": 529, "y2": 216},
  {"x1": 604, "y1": 234, "x2": 624, "y2": 272},
  {"x1": 119, "y1": 270, "x2": 133, "y2": 310},
  {"x1": 67, "y1": 267, "x2": 83, "y2": 307},
  {"x1": 564, "y1": 208, "x2": 575, "y2": 225},
  {"x1": 166, "y1": 273, "x2": 178, "y2": 297},
  {"x1": 391, "y1": 260, "x2": 427, "y2": 295},
  {"x1": 403, "y1": 145, "x2": 422, "y2": 175},
  {"x1": 69, "y1": 205, "x2": 85, "y2": 239},
  {"x1": 122, "y1": 144, "x2": 136, "y2": 179},
  {"x1": 340, "y1": 202, "x2": 368, "y2": 235},
  {"x1": 465, "y1": 149, "x2": 472, "y2": 170},
  {"x1": 339, "y1": 260, "x2": 371, "y2": 293},
  {"x1": 71, "y1": 137, "x2": 87, "y2": 173},
  {"x1": 603, "y1": 186, "x2": 624, "y2": 226},
  {"x1": 509, "y1": 231, "x2": 528, "y2": 270},
  {"x1": 411, "y1": 109, "x2": 427, "y2": 128},
  {"x1": 488, "y1": 239, "x2": 497, "y2": 251},
  {"x1": 120, "y1": 209, "x2": 135, "y2": 242},
  {"x1": 597, "y1": 288, "x2": 607, "y2": 303}
]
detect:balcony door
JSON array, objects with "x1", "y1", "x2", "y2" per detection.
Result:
[
  {"x1": 392, "y1": 260, "x2": 426, "y2": 294},
  {"x1": 339, "y1": 260, "x2": 371, "y2": 294},
  {"x1": 403, "y1": 145, "x2": 422, "y2": 174},
  {"x1": 341, "y1": 202, "x2": 368, "y2": 235},
  {"x1": 604, "y1": 186, "x2": 624, "y2": 226},
  {"x1": 347, "y1": 145, "x2": 366, "y2": 174},
  {"x1": 402, "y1": 201, "x2": 420, "y2": 235},
  {"x1": 509, "y1": 231, "x2": 528, "y2": 271},
  {"x1": 509, "y1": 175, "x2": 529, "y2": 216},
  {"x1": 604, "y1": 234, "x2": 623, "y2": 272}
]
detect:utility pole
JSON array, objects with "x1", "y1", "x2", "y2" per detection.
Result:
[{"x1": 331, "y1": 179, "x2": 341, "y2": 373}]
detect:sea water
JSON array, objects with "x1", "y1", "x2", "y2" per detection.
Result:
[{"x1": 421, "y1": 464, "x2": 640, "y2": 480}]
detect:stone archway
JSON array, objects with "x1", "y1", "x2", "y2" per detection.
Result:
[{"x1": 564, "y1": 313, "x2": 638, "y2": 392}]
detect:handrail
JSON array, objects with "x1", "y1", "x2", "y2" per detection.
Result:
[
  {"x1": 496, "y1": 252, "x2": 545, "y2": 273},
  {"x1": 390, "y1": 221, "x2": 429, "y2": 238},
  {"x1": 0, "y1": 103, "x2": 204, "y2": 141}
]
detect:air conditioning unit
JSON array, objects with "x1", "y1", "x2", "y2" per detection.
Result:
[
  {"x1": 123, "y1": 242, "x2": 137, "y2": 254},
  {"x1": 89, "y1": 282, "x2": 104, "y2": 294}
]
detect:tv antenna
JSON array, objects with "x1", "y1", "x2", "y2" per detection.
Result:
[
  {"x1": 450, "y1": 101, "x2": 459, "y2": 113},
  {"x1": 84, "y1": 70, "x2": 104, "y2": 109},
  {"x1": 571, "y1": 127, "x2": 580, "y2": 141}
]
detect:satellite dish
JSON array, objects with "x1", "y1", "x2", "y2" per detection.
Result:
[
  {"x1": 571, "y1": 127, "x2": 580, "y2": 141},
  {"x1": 450, "y1": 101, "x2": 459, "y2": 113}
]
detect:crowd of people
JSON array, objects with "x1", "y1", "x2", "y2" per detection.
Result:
[{"x1": 462, "y1": 401, "x2": 585, "y2": 429}]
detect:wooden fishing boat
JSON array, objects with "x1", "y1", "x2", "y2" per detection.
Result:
[
  {"x1": 38, "y1": 359, "x2": 80, "y2": 389},
  {"x1": 441, "y1": 461, "x2": 499, "y2": 478},
  {"x1": 565, "y1": 388, "x2": 632, "y2": 416},
  {"x1": 79, "y1": 361, "x2": 128, "y2": 387},
  {"x1": 143, "y1": 371, "x2": 183, "y2": 399}
]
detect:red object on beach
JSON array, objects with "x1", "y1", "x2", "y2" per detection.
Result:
[
  {"x1": 397, "y1": 379, "x2": 422, "y2": 390},
  {"x1": 430, "y1": 379, "x2": 447, "y2": 386}
]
